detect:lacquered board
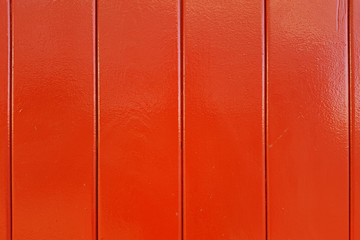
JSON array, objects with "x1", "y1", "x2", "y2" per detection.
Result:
[
  {"x1": 0, "y1": 0, "x2": 11, "y2": 239},
  {"x1": 183, "y1": 0, "x2": 265, "y2": 239},
  {"x1": 12, "y1": 1, "x2": 96, "y2": 239},
  {"x1": 267, "y1": 0, "x2": 349, "y2": 239},
  {"x1": 0, "y1": 1, "x2": 358, "y2": 239},
  {"x1": 351, "y1": 0, "x2": 360, "y2": 239},
  {"x1": 98, "y1": 1, "x2": 181, "y2": 239}
]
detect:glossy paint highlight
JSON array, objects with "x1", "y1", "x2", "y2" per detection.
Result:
[{"x1": 267, "y1": 0, "x2": 349, "y2": 239}]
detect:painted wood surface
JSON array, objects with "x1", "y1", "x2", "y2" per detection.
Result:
[
  {"x1": 12, "y1": 1, "x2": 96, "y2": 239},
  {"x1": 267, "y1": 0, "x2": 349, "y2": 239},
  {"x1": 98, "y1": 0, "x2": 181, "y2": 239},
  {"x1": 183, "y1": 0, "x2": 265, "y2": 239},
  {"x1": 0, "y1": 0, "x2": 358, "y2": 239}
]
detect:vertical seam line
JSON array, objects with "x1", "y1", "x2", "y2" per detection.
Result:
[
  {"x1": 9, "y1": 0, "x2": 13, "y2": 239},
  {"x1": 179, "y1": 0, "x2": 184, "y2": 239},
  {"x1": 264, "y1": 0, "x2": 268, "y2": 240},
  {"x1": 94, "y1": 0, "x2": 99, "y2": 239},
  {"x1": 348, "y1": 0, "x2": 351, "y2": 239}
]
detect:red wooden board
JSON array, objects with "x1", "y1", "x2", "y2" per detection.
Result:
[
  {"x1": 0, "y1": 0, "x2": 11, "y2": 239},
  {"x1": 267, "y1": 0, "x2": 349, "y2": 239},
  {"x1": 98, "y1": 0, "x2": 181, "y2": 239},
  {"x1": 183, "y1": 0, "x2": 266, "y2": 239},
  {"x1": 12, "y1": 1, "x2": 96, "y2": 239}
]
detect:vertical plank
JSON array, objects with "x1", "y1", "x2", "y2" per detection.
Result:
[
  {"x1": 0, "y1": 0, "x2": 11, "y2": 239},
  {"x1": 98, "y1": 1, "x2": 181, "y2": 239},
  {"x1": 351, "y1": 0, "x2": 360, "y2": 239},
  {"x1": 184, "y1": 0, "x2": 265, "y2": 239},
  {"x1": 12, "y1": 1, "x2": 96, "y2": 239},
  {"x1": 267, "y1": 0, "x2": 349, "y2": 239}
]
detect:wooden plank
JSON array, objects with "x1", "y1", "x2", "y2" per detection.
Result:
[
  {"x1": 183, "y1": 0, "x2": 265, "y2": 239},
  {"x1": 12, "y1": 1, "x2": 96, "y2": 239},
  {"x1": 351, "y1": 0, "x2": 360, "y2": 239},
  {"x1": 0, "y1": 0, "x2": 11, "y2": 239},
  {"x1": 98, "y1": 1, "x2": 181, "y2": 239},
  {"x1": 267, "y1": 0, "x2": 349, "y2": 239}
]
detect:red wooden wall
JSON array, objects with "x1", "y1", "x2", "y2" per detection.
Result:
[{"x1": 0, "y1": 0, "x2": 359, "y2": 239}]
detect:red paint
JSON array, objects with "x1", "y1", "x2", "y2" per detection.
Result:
[
  {"x1": 98, "y1": 1, "x2": 181, "y2": 239},
  {"x1": 12, "y1": 1, "x2": 96, "y2": 239},
  {"x1": 0, "y1": 1, "x2": 357, "y2": 239},
  {"x1": 267, "y1": 0, "x2": 349, "y2": 239},
  {"x1": 183, "y1": 1, "x2": 265, "y2": 239},
  {"x1": 351, "y1": 0, "x2": 360, "y2": 239},
  {"x1": 0, "y1": 0, "x2": 11, "y2": 239}
]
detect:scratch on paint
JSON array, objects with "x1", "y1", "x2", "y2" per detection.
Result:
[{"x1": 269, "y1": 128, "x2": 289, "y2": 148}]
